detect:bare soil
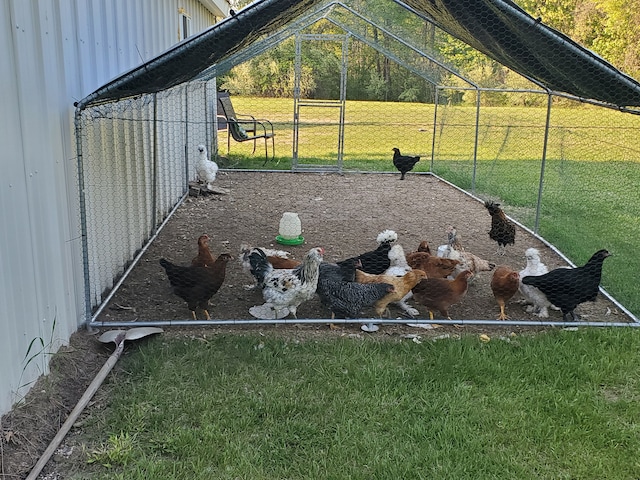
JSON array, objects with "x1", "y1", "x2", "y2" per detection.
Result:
[{"x1": 1, "y1": 171, "x2": 629, "y2": 478}]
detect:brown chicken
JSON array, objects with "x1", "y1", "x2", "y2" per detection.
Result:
[
  {"x1": 417, "y1": 240, "x2": 432, "y2": 254},
  {"x1": 160, "y1": 253, "x2": 234, "y2": 320},
  {"x1": 405, "y1": 251, "x2": 460, "y2": 278},
  {"x1": 355, "y1": 269, "x2": 427, "y2": 317},
  {"x1": 412, "y1": 270, "x2": 473, "y2": 319},
  {"x1": 490, "y1": 265, "x2": 520, "y2": 320},
  {"x1": 191, "y1": 234, "x2": 216, "y2": 267},
  {"x1": 268, "y1": 256, "x2": 301, "y2": 269}
]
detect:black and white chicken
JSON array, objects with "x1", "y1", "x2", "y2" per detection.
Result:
[
  {"x1": 248, "y1": 247, "x2": 324, "y2": 320},
  {"x1": 340, "y1": 229, "x2": 398, "y2": 275}
]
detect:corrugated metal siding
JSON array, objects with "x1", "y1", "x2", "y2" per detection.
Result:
[{"x1": 0, "y1": 0, "x2": 220, "y2": 415}]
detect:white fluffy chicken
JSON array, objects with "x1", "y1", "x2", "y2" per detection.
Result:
[
  {"x1": 437, "y1": 226, "x2": 495, "y2": 279},
  {"x1": 384, "y1": 244, "x2": 420, "y2": 317},
  {"x1": 196, "y1": 144, "x2": 218, "y2": 190},
  {"x1": 248, "y1": 247, "x2": 324, "y2": 320},
  {"x1": 518, "y1": 247, "x2": 555, "y2": 318}
]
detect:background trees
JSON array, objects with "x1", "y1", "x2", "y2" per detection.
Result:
[{"x1": 220, "y1": 0, "x2": 640, "y2": 104}]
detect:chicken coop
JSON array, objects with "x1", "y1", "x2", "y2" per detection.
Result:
[{"x1": 74, "y1": 0, "x2": 640, "y2": 330}]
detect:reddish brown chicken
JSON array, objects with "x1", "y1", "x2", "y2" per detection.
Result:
[
  {"x1": 405, "y1": 251, "x2": 460, "y2": 279},
  {"x1": 191, "y1": 234, "x2": 217, "y2": 267},
  {"x1": 490, "y1": 265, "x2": 520, "y2": 320},
  {"x1": 412, "y1": 270, "x2": 473, "y2": 319}
]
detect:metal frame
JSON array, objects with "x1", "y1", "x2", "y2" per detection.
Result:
[{"x1": 293, "y1": 33, "x2": 349, "y2": 172}]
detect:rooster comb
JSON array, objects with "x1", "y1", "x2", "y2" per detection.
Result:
[{"x1": 377, "y1": 229, "x2": 398, "y2": 245}]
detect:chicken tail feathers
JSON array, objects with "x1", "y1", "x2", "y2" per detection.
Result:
[{"x1": 248, "y1": 248, "x2": 272, "y2": 285}]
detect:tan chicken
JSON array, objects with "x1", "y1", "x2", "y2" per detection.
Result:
[
  {"x1": 412, "y1": 270, "x2": 473, "y2": 319},
  {"x1": 405, "y1": 251, "x2": 460, "y2": 278},
  {"x1": 355, "y1": 269, "x2": 427, "y2": 318},
  {"x1": 490, "y1": 265, "x2": 520, "y2": 320}
]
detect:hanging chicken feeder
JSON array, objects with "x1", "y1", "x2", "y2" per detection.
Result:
[{"x1": 276, "y1": 212, "x2": 304, "y2": 245}]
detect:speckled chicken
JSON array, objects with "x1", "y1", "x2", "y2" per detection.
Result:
[
  {"x1": 485, "y1": 201, "x2": 516, "y2": 255},
  {"x1": 317, "y1": 259, "x2": 394, "y2": 320},
  {"x1": 248, "y1": 247, "x2": 324, "y2": 320}
]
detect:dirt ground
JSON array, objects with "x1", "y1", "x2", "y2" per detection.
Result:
[{"x1": 1, "y1": 171, "x2": 630, "y2": 478}]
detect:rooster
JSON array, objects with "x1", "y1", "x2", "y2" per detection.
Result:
[
  {"x1": 160, "y1": 253, "x2": 233, "y2": 320},
  {"x1": 248, "y1": 247, "x2": 324, "y2": 320},
  {"x1": 392, "y1": 147, "x2": 420, "y2": 180},
  {"x1": 196, "y1": 144, "x2": 218, "y2": 191},
  {"x1": 490, "y1": 265, "x2": 520, "y2": 320},
  {"x1": 518, "y1": 248, "x2": 555, "y2": 318},
  {"x1": 521, "y1": 249, "x2": 611, "y2": 321},
  {"x1": 340, "y1": 229, "x2": 398, "y2": 274},
  {"x1": 484, "y1": 201, "x2": 516, "y2": 255},
  {"x1": 437, "y1": 227, "x2": 495, "y2": 278}
]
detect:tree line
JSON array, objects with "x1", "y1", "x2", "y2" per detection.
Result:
[{"x1": 220, "y1": 0, "x2": 640, "y2": 104}]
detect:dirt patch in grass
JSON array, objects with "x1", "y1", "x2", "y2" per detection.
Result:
[{"x1": 1, "y1": 171, "x2": 630, "y2": 478}]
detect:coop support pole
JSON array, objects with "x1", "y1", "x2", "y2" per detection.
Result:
[
  {"x1": 87, "y1": 318, "x2": 640, "y2": 329},
  {"x1": 534, "y1": 92, "x2": 553, "y2": 233},
  {"x1": 431, "y1": 87, "x2": 439, "y2": 172},
  {"x1": 74, "y1": 106, "x2": 93, "y2": 327},
  {"x1": 471, "y1": 88, "x2": 481, "y2": 194},
  {"x1": 152, "y1": 93, "x2": 159, "y2": 231}
]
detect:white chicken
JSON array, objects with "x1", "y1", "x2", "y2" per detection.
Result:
[
  {"x1": 196, "y1": 144, "x2": 218, "y2": 190},
  {"x1": 518, "y1": 247, "x2": 555, "y2": 318},
  {"x1": 248, "y1": 247, "x2": 324, "y2": 320},
  {"x1": 437, "y1": 226, "x2": 495, "y2": 279},
  {"x1": 384, "y1": 244, "x2": 419, "y2": 317}
]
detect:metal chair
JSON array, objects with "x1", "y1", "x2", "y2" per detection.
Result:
[{"x1": 217, "y1": 91, "x2": 275, "y2": 165}]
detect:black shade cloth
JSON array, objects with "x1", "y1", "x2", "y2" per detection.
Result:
[{"x1": 77, "y1": 0, "x2": 640, "y2": 109}]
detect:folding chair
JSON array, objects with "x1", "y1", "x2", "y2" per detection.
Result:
[{"x1": 217, "y1": 91, "x2": 275, "y2": 165}]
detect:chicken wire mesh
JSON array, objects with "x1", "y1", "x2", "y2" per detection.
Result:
[{"x1": 74, "y1": 0, "x2": 640, "y2": 328}]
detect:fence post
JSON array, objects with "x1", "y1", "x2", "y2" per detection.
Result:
[{"x1": 535, "y1": 93, "x2": 553, "y2": 233}]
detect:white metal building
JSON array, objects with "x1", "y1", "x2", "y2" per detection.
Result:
[{"x1": 0, "y1": 0, "x2": 229, "y2": 416}]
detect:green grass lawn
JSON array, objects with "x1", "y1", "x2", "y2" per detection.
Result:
[
  {"x1": 218, "y1": 97, "x2": 640, "y2": 318},
  {"x1": 72, "y1": 329, "x2": 640, "y2": 479}
]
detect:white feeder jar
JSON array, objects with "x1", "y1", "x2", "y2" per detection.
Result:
[{"x1": 276, "y1": 212, "x2": 304, "y2": 245}]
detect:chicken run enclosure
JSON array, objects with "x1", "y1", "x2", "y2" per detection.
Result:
[{"x1": 75, "y1": 0, "x2": 640, "y2": 330}]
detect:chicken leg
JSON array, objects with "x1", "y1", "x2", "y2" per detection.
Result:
[{"x1": 496, "y1": 301, "x2": 509, "y2": 320}]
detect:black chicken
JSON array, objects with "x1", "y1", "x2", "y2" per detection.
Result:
[
  {"x1": 521, "y1": 249, "x2": 611, "y2": 321},
  {"x1": 392, "y1": 147, "x2": 421, "y2": 180},
  {"x1": 160, "y1": 253, "x2": 233, "y2": 320},
  {"x1": 484, "y1": 200, "x2": 516, "y2": 255},
  {"x1": 340, "y1": 229, "x2": 398, "y2": 274},
  {"x1": 317, "y1": 260, "x2": 393, "y2": 319}
]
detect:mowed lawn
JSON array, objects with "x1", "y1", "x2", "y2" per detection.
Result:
[
  {"x1": 220, "y1": 97, "x2": 640, "y2": 318},
  {"x1": 74, "y1": 329, "x2": 640, "y2": 479}
]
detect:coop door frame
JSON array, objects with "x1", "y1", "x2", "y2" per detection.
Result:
[{"x1": 292, "y1": 33, "x2": 348, "y2": 172}]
